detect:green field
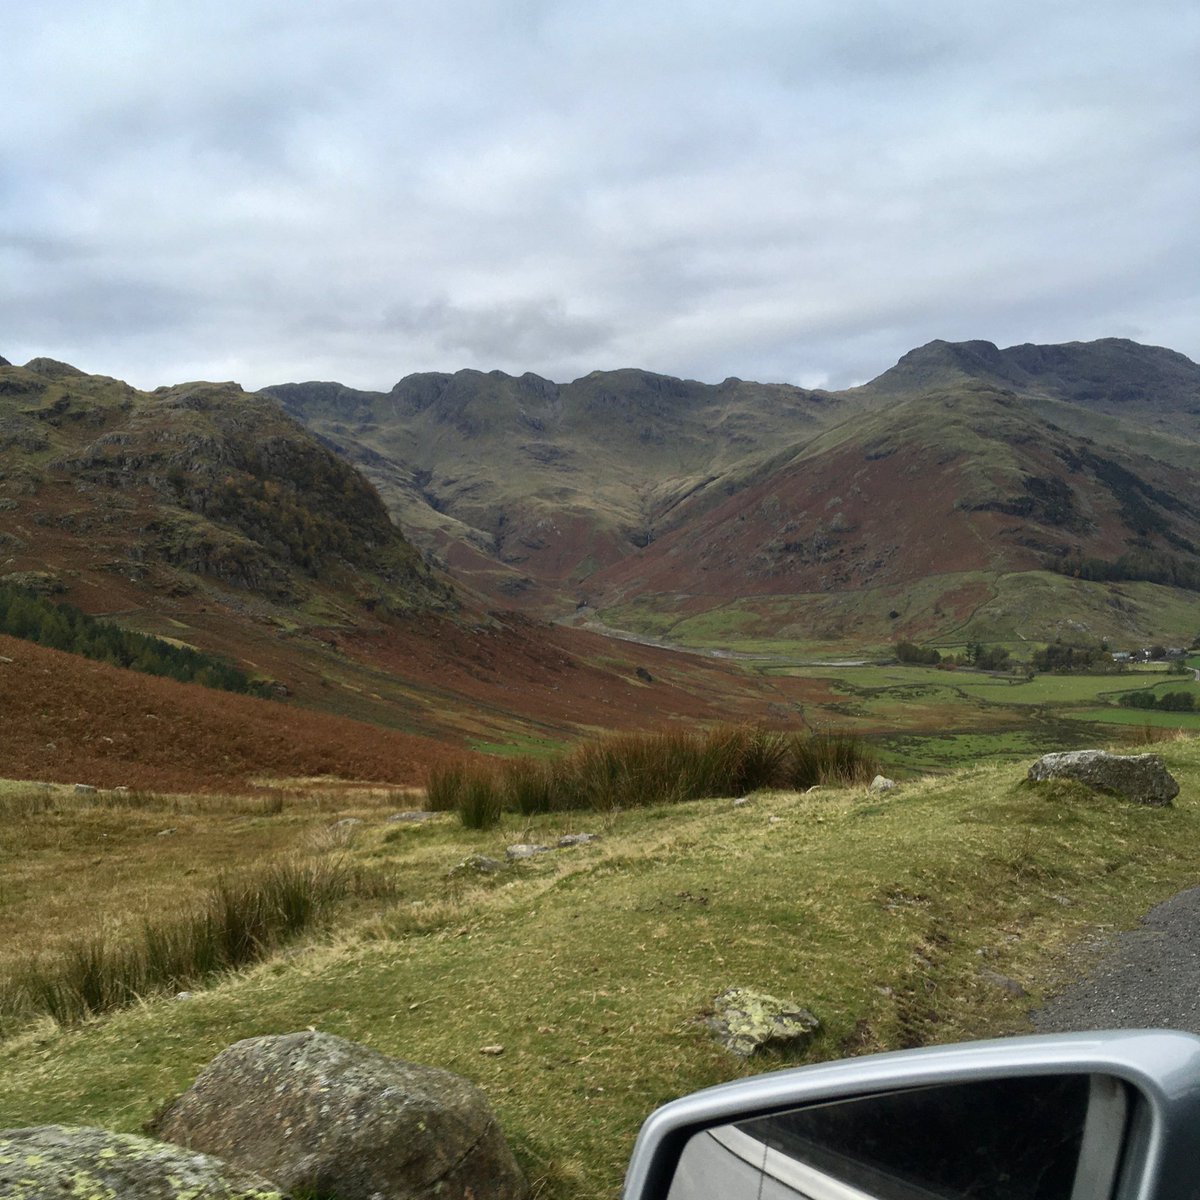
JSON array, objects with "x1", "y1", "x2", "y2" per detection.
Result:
[
  {"x1": 598, "y1": 571, "x2": 1200, "y2": 657},
  {"x1": 736, "y1": 659, "x2": 1199, "y2": 772},
  {"x1": 1071, "y1": 707, "x2": 1200, "y2": 730}
]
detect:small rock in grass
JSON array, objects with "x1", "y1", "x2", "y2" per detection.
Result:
[
  {"x1": 979, "y1": 969, "x2": 1028, "y2": 998},
  {"x1": 449, "y1": 854, "x2": 505, "y2": 877},
  {"x1": 73, "y1": 783, "x2": 97, "y2": 795},
  {"x1": 506, "y1": 843, "x2": 551, "y2": 860},
  {"x1": 388, "y1": 810, "x2": 434, "y2": 822},
  {"x1": 479, "y1": 1044, "x2": 505, "y2": 1056},
  {"x1": 869, "y1": 775, "x2": 897, "y2": 793},
  {"x1": 557, "y1": 833, "x2": 599, "y2": 847},
  {"x1": 707, "y1": 987, "x2": 820, "y2": 1057},
  {"x1": 732, "y1": 796, "x2": 751, "y2": 807}
]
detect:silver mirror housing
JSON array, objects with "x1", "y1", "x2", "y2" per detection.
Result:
[{"x1": 623, "y1": 1030, "x2": 1200, "y2": 1200}]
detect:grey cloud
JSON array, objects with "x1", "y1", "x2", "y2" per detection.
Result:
[
  {"x1": 381, "y1": 298, "x2": 615, "y2": 367},
  {"x1": 2, "y1": 1, "x2": 1198, "y2": 391}
]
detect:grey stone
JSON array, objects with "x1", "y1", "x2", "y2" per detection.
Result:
[
  {"x1": 868, "y1": 775, "x2": 897, "y2": 793},
  {"x1": 387, "y1": 810, "x2": 434, "y2": 822},
  {"x1": 0, "y1": 1124, "x2": 285, "y2": 1199},
  {"x1": 979, "y1": 969, "x2": 1028, "y2": 997},
  {"x1": 506, "y1": 843, "x2": 551, "y2": 859},
  {"x1": 706, "y1": 987, "x2": 820, "y2": 1057},
  {"x1": 152, "y1": 1031, "x2": 527, "y2": 1200},
  {"x1": 557, "y1": 833, "x2": 599, "y2": 847},
  {"x1": 1027, "y1": 750, "x2": 1179, "y2": 806},
  {"x1": 73, "y1": 783, "x2": 97, "y2": 795},
  {"x1": 449, "y1": 854, "x2": 505, "y2": 876}
]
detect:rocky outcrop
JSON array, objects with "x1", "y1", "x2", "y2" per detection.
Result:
[
  {"x1": 152, "y1": 1031, "x2": 527, "y2": 1200},
  {"x1": 706, "y1": 987, "x2": 820, "y2": 1057},
  {"x1": 0, "y1": 1124, "x2": 285, "y2": 1199},
  {"x1": 1027, "y1": 750, "x2": 1179, "y2": 806}
]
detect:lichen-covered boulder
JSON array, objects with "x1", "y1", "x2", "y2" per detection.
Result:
[
  {"x1": 1027, "y1": 750, "x2": 1179, "y2": 806},
  {"x1": 707, "y1": 987, "x2": 820, "y2": 1057},
  {"x1": 0, "y1": 1124, "x2": 286, "y2": 1199},
  {"x1": 151, "y1": 1031, "x2": 527, "y2": 1200}
]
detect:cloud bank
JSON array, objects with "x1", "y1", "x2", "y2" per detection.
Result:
[{"x1": 3, "y1": 0, "x2": 1197, "y2": 391}]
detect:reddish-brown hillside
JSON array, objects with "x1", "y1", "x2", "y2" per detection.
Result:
[{"x1": 0, "y1": 634, "x2": 464, "y2": 792}]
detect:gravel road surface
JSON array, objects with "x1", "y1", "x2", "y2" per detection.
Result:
[{"x1": 1033, "y1": 886, "x2": 1200, "y2": 1035}]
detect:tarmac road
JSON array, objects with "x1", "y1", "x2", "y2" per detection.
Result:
[{"x1": 1032, "y1": 885, "x2": 1200, "y2": 1035}]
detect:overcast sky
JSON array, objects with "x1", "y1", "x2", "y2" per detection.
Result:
[{"x1": 3, "y1": 1, "x2": 1198, "y2": 393}]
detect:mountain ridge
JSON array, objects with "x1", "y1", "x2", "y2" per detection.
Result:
[
  {"x1": 265, "y1": 338, "x2": 1200, "y2": 644},
  {"x1": 5, "y1": 337, "x2": 1198, "y2": 680}
]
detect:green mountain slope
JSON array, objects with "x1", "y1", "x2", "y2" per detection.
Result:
[
  {"x1": 265, "y1": 369, "x2": 861, "y2": 607},
  {"x1": 269, "y1": 339, "x2": 1200, "y2": 644},
  {"x1": 856, "y1": 338, "x2": 1200, "y2": 439},
  {"x1": 585, "y1": 381, "x2": 1200, "y2": 645}
]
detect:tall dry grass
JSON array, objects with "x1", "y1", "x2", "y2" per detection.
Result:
[
  {"x1": 0, "y1": 859, "x2": 391, "y2": 1028},
  {"x1": 428, "y1": 726, "x2": 877, "y2": 828}
]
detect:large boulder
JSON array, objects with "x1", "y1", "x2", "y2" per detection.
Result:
[
  {"x1": 0, "y1": 1124, "x2": 286, "y2": 1198},
  {"x1": 151, "y1": 1031, "x2": 526, "y2": 1200},
  {"x1": 1026, "y1": 750, "x2": 1179, "y2": 806}
]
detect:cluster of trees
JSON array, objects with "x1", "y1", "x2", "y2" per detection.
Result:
[
  {"x1": 1118, "y1": 690, "x2": 1196, "y2": 712},
  {"x1": 1050, "y1": 549, "x2": 1200, "y2": 592},
  {"x1": 1029, "y1": 640, "x2": 1117, "y2": 674},
  {"x1": 894, "y1": 641, "x2": 943, "y2": 665},
  {"x1": 0, "y1": 583, "x2": 270, "y2": 696},
  {"x1": 962, "y1": 641, "x2": 1012, "y2": 671},
  {"x1": 893, "y1": 633, "x2": 1192, "y2": 679},
  {"x1": 894, "y1": 641, "x2": 1012, "y2": 671}
]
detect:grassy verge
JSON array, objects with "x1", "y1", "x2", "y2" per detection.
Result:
[{"x1": 0, "y1": 736, "x2": 1197, "y2": 1197}]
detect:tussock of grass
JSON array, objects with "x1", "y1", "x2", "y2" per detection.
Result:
[
  {"x1": 428, "y1": 725, "x2": 877, "y2": 827},
  {"x1": 0, "y1": 860, "x2": 390, "y2": 1029},
  {"x1": 1118, "y1": 725, "x2": 1190, "y2": 747},
  {"x1": 0, "y1": 783, "x2": 287, "y2": 819}
]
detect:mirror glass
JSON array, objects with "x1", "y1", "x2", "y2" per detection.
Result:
[{"x1": 668, "y1": 1073, "x2": 1129, "y2": 1200}]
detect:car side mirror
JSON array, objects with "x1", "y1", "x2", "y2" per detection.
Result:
[{"x1": 623, "y1": 1030, "x2": 1200, "y2": 1200}]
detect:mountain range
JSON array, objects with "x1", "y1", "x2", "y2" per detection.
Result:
[
  {"x1": 1, "y1": 337, "x2": 1197, "y2": 770},
  {"x1": 266, "y1": 337, "x2": 1200, "y2": 647}
]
